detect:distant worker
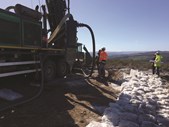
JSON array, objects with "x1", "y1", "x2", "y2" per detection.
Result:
[
  {"x1": 83, "y1": 46, "x2": 92, "y2": 66},
  {"x1": 154, "y1": 51, "x2": 163, "y2": 76},
  {"x1": 96, "y1": 49, "x2": 101, "y2": 71},
  {"x1": 98, "y1": 47, "x2": 108, "y2": 78},
  {"x1": 150, "y1": 53, "x2": 156, "y2": 75}
]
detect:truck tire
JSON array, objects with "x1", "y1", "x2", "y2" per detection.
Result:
[
  {"x1": 56, "y1": 60, "x2": 68, "y2": 77},
  {"x1": 43, "y1": 60, "x2": 56, "y2": 81}
]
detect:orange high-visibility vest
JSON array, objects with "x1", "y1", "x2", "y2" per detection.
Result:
[{"x1": 99, "y1": 51, "x2": 108, "y2": 62}]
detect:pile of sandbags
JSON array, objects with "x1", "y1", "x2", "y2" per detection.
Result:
[{"x1": 87, "y1": 69, "x2": 169, "y2": 127}]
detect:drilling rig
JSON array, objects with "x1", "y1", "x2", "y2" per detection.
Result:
[{"x1": 0, "y1": 0, "x2": 95, "y2": 81}]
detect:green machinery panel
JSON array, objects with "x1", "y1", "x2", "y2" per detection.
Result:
[
  {"x1": 0, "y1": 10, "x2": 21, "y2": 46},
  {"x1": 22, "y1": 20, "x2": 42, "y2": 47},
  {"x1": 0, "y1": 9, "x2": 42, "y2": 47}
]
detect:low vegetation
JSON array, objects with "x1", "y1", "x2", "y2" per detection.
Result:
[{"x1": 105, "y1": 51, "x2": 169, "y2": 72}]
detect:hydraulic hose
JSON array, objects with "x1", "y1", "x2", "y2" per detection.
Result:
[
  {"x1": 0, "y1": 54, "x2": 44, "y2": 112},
  {"x1": 5, "y1": 6, "x2": 15, "y2": 11},
  {"x1": 77, "y1": 23, "x2": 96, "y2": 77}
]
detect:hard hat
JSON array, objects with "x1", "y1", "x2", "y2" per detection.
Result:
[
  {"x1": 156, "y1": 51, "x2": 160, "y2": 55},
  {"x1": 102, "y1": 47, "x2": 106, "y2": 50}
]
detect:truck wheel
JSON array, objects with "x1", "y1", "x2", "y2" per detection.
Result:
[
  {"x1": 43, "y1": 60, "x2": 56, "y2": 81},
  {"x1": 56, "y1": 60, "x2": 68, "y2": 77}
]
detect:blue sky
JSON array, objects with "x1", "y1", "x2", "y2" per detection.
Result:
[{"x1": 1, "y1": 0, "x2": 169, "y2": 52}]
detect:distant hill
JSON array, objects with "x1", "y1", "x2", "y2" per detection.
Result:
[
  {"x1": 105, "y1": 51, "x2": 169, "y2": 71},
  {"x1": 108, "y1": 51, "x2": 169, "y2": 62},
  {"x1": 107, "y1": 51, "x2": 144, "y2": 58}
]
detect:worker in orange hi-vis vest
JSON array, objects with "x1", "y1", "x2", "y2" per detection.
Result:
[{"x1": 98, "y1": 47, "x2": 108, "y2": 78}]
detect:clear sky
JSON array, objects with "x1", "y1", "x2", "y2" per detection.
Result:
[{"x1": 1, "y1": 0, "x2": 169, "y2": 52}]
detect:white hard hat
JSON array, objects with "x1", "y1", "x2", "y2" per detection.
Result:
[{"x1": 156, "y1": 51, "x2": 160, "y2": 55}]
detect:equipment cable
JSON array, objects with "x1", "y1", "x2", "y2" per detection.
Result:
[
  {"x1": 0, "y1": 53, "x2": 44, "y2": 112},
  {"x1": 77, "y1": 23, "x2": 96, "y2": 77}
]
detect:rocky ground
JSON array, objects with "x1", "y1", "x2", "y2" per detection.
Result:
[
  {"x1": 0, "y1": 70, "x2": 121, "y2": 127},
  {"x1": 0, "y1": 69, "x2": 168, "y2": 127}
]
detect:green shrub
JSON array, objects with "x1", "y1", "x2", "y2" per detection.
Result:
[{"x1": 106, "y1": 58, "x2": 169, "y2": 72}]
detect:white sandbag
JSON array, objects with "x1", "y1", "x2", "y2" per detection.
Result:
[
  {"x1": 102, "y1": 108, "x2": 120, "y2": 126},
  {"x1": 119, "y1": 112, "x2": 138, "y2": 123},
  {"x1": 109, "y1": 103, "x2": 122, "y2": 111},
  {"x1": 156, "y1": 115, "x2": 169, "y2": 127},
  {"x1": 140, "y1": 121, "x2": 157, "y2": 127},
  {"x1": 130, "y1": 99, "x2": 142, "y2": 108},
  {"x1": 143, "y1": 87, "x2": 153, "y2": 93},
  {"x1": 86, "y1": 69, "x2": 169, "y2": 127},
  {"x1": 119, "y1": 120, "x2": 139, "y2": 127},
  {"x1": 119, "y1": 93, "x2": 132, "y2": 101},
  {"x1": 123, "y1": 104, "x2": 138, "y2": 113},
  {"x1": 138, "y1": 114, "x2": 156, "y2": 123},
  {"x1": 86, "y1": 121, "x2": 103, "y2": 127},
  {"x1": 130, "y1": 69, "x2": 139, "y2": 77},
  {"x1": 145, "y1": 103, "x2": 157, "y2": 112},
  {"x1": 116, "y1": 98, "x2": 130, "y2": 106},
  {"x1": 101, "y1": 122, "x2": 115, "y2": 127}
]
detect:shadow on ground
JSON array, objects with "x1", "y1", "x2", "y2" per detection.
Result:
[
  {"x1": 0, "y1": 76, "x2": 77, "y2": 127},
  {"x1": 0, "y1": 74, "x2": 118, "y2": 127}
]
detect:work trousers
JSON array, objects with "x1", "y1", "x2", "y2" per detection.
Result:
[
  {"x1": 98, "y1": 62, "x2": 106, "y2": 77},
  {"x1": 153, "y1": 66, "x2": 160, "y2": 76},
  {"x1": 156, "y1": 66, "x2": 160, "y2": 76},
  {"x1": 152, "y1": 64, "x2": 155, "y2": 74}
]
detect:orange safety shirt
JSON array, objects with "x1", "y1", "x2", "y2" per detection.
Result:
[{"x1": 99, "y1": 51, "x2": 108, "y2": 62}]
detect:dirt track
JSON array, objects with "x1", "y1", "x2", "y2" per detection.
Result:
[{"x1": 0, "y1": 74, "x2": 119, "y2": 127}]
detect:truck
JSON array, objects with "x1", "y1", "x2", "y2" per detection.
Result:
[{"x1": 0, "y1": 0, "x2": 96, "y2": 82}]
